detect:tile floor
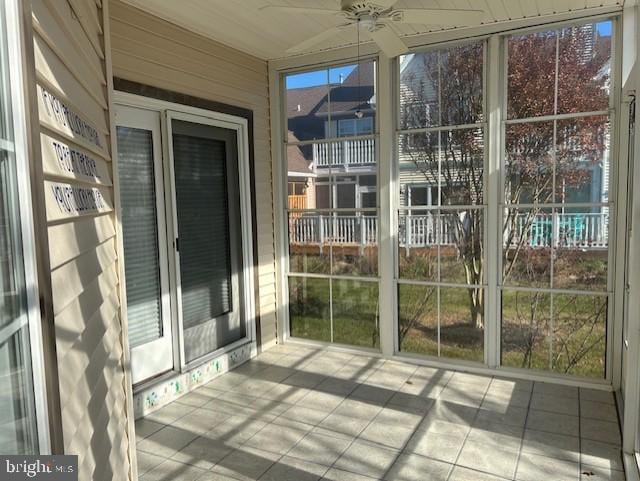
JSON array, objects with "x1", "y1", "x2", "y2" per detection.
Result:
[{"x1": 136, "y1": 344, "x2": 625, "y2": 481}]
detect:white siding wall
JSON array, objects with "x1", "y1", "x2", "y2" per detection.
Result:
[
  {"x1": 109, "y1": 0, "x2": 278, "y2": 347},
  {"x1": 31, "y1": 0, "x2": 133, "y2": 479}
]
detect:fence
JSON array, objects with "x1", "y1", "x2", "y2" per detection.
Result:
[
  {"x1": 288, "y1": 212, "x2": 609, "y2": 249},
  {"x1": 313, "y1": 138, "x2": 376, "y2": 167}
]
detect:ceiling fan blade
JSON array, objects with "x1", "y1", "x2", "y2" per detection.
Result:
[
  {"x1": 365, "y1": 24, "x2": 408, "y2": 58},
  {"x1": 391, "y1": 8, "x2": 486, "y2": 26},
  {"x1": 286, "y1": 24, "x2": 351, "y2": 54},
  {"x1": 259, "y1": 5, "x2": 340, "y2": 15}
]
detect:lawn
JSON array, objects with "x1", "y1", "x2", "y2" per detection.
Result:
[{"x1": 288, "y1": 246, "x2": 608, "y2": 378}]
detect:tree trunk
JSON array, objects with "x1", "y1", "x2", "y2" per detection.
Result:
[
  {"x1": 468, "y1": 287, "x2": 484, "y2": 329},
  {"x1": 464, "y1": 263, "x2": 484, "y2": 329}
]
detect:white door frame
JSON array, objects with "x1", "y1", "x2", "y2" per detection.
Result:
[
  {"x1": 114, "y1": 105, "x2": 174, "y2": 384},
  {"x1": 165, "y1": 109, "x2": 247, "y2": 370},
  {"x1": 114, "y1": 91, "x2": 257, "y2": 374}
]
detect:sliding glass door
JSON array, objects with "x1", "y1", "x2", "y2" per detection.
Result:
[
  {"x1": 167, "y1": 114, "x2": 244, "y2": 365},
  {"x1": 116, "y1": 103, "x2": 250, "y2": 381},
  {"x1": 116, "y1": 106, "x2": 173, "y2": 384}
]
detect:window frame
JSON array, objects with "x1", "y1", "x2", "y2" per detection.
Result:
[
  {"x1": 497, "y1": 18, "x2": 618, "y2": 380},
  {"x1": 394, "y1": 38, "x2": 489, "y2": 365},
  {"x1": 281, "y1": 58, "x2": 382, "y2": 349},
  {"x1": 274, "y1": 12, "x2": 623, "y2": 387},
  {"x1": 2, "y1": 0, "x2": 50, "y2": 454}
]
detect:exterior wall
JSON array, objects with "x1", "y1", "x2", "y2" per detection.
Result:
[
  {"x1": 29, "y1": 0, "x2": 133, "y2": 479},
  {"x1": 109, "y1": 0, "x2": 278, "y2": 348}
]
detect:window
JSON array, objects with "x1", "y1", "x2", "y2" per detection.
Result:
[
  {"x1": 397, "y1": 41, "x2": 485, "y2": 362},
  {"x1": 285, "y1": 61, "x2": 379, "y2": 348},
  {"x1": 0, "y1": 0, "x2": 43, "y2": 453},
  {"x1": 502, "y1": 21, "x2": 612, "y2": 378},
  {"x1": 280, "y1": 17, "x2": 617, "y2": 381}
]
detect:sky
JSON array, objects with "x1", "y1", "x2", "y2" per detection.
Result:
[
  {"x1": 285, "y1": 20, "x2": 612, "y2": 90},
  {"x1": 597, "y1": 20, "x2": 612, "y2": 37},
  {"x1": 286, "y1": 65, "x2": 356, "y2": 89}
]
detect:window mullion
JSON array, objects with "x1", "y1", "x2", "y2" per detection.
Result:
[
  {"x1": 486, "y1": 34, "x2": 503, "y2": 369},
  {"x1": 378, "y1": 53, "x2": 396, "y2": 357}
]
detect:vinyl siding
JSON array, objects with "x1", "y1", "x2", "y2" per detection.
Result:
[
  {"x1": 109, "y1": 0, "x2": 278, "y2": 348},
  {"x1": 31, "y1": 0, "x2": 133, "y2": 479}
]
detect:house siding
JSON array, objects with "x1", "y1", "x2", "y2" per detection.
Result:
[
  {"x1": 30, "y1": 0, "x2": 133, "y2": 480},
  {"x1": 109, "y1": 0, "x2": 278, "y2": 348}
]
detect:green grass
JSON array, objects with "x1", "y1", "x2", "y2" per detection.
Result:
[
  {"x1": 289, "y1": 277, "x2": 379, "y2": 348},
  {"x1": 288, "y1": 248, "x2": 608, "y2": 378}
]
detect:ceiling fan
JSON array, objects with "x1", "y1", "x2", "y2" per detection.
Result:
[{"x1": 260, "y1": 0, "x2": 486, "y2": 57}]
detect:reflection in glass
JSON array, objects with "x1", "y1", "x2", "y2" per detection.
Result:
[
  {"x1": 501, "y1": 290, "x2": 551, "y2": 371},
  {"x1": 399, "y1": 42, "x2": 483, "y2": 129},
  {"x1": 552, "y1": 294, "x2": 607, "y2": 378},
  {"x1": 288, "y1": 277, "x2": 331, "y2": 342},
  {"x1": 398, "y1": 284, "x2": 438, "y2": 356},
  {"x1": 333, "y1": 280, "x2": 379, "y2": 348},
  {"x1": 503, "y1": 208, "x2": 553, "y2": 288}
]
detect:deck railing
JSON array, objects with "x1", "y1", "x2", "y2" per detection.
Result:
[
  {"x1": 288, "y1": 212, "x2": 609, "y2": 249},
  {"x1": 313, "y1": 138, "x2": 375, "y2": 168}
]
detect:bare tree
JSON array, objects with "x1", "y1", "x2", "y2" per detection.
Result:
[{"x1": 399, "y1": 25, "x2": 610, "y2": 340}]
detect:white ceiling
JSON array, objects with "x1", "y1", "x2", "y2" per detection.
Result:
[{"x1": 121, "y1": 0, "x2": 624, "y2": 61}]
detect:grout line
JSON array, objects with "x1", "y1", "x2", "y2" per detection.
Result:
[
  {"x1": 511, "y1": 381, "x2": 534, "y2": 481},
  {"x1": 444, "y1": 374, "x2": 493, "y2": 481}
]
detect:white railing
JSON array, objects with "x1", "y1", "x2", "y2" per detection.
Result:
[
  {"x1": 288, "y1": 212, "x2": 609, "y2": 249},
  {"x1": 313, "y1": 138, "x2": 376, "y2": 168}
]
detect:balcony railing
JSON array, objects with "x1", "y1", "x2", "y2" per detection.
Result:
[
  {"x1": 313, "y1": 138, "x2": 375, "y2": 168},
  {"x1": 288, "y1": 212, "x2": 609, "y2": 249}
]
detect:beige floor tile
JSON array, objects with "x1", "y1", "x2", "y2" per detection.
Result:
[
  {"x1": 404, "y1": 429, "x2": 466, "y2": 464},
  {"x1": 359, "y1": 421, "x2": 415, "y2": 450},
  {"x1": 287, "y1": 432, "x2": 352, "y2": 466},
  {"x1": 334, "y1": 440, "x2": 400, "y2": 478},
  {"x1": 521, "y1": 429, "x2": 580, "y2": 462},
  {"x1": 137, "y1": 425, "x2": 199, "y2": 459},
  {"x1": 259, "y1": 456, "x2": 329, "y2": 481},
  {"x1": 530, "y1": 393, "x2": 579, "y2": 416},
  {"x1": 383, "y1": 453, "x2": 452, "y2": 481},
  {"x1": 244, "y1": 423, "x2": 307, "y2": 454},
  {"x1": 210, "y1": 446, "x2": 280, "y2": 481},
  {"x1": 580, "y1": 418, "x2": 621, "y2": 445},
  {"x1": 141, "y1": 459, "x2": 206, "y2": 481},
  {"x1": 581, "y1": 439, "x2": 623, "y2": 470},
  {"x1": 457, "y1": 439, "x2": 519, "y2": 479},
  {"x1": 526, "y1": 410, "x2": 579, "y2": 436},
  {"x1": 516, "y1": 452, "x2": 580, "y2": 481}
]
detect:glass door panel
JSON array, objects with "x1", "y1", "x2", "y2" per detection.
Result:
[
  {"x1": 116, "y1": 105, "x2": 172, "y2": 384},
  {"x1": 169, "y1": 116, "x2": 244, "y2": 364}
]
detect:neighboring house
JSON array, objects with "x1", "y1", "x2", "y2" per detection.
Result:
[{"x1": 286, "y1": 62, "x2": 377, "y2": 212}]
